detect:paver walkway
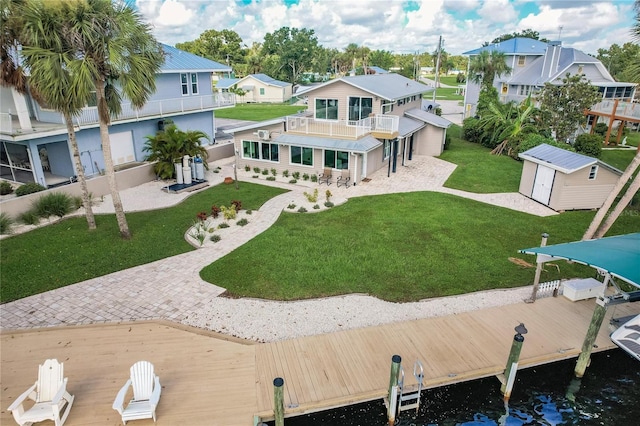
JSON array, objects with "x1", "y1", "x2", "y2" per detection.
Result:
[{"x1": 0, "y1": 155, "x2": 556, "y2": 337}]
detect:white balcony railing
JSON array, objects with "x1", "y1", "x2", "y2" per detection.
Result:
[
  {"x1": 72, "y1": 93, "x2": 236, "y2": 126},
  {"x1": 590, "y1": 100, "x2": 640, "y2": 120},
  {"x1": 286, "y1": 114, "x2": 399, "y2": 139}
]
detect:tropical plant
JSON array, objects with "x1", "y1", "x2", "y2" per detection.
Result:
[
  {"x1": 479, "y1": 95, "x2": 538, "y2": 156},
  {"x1": 574, "y1": 134, "x2": 603, "y2": 158},
  {"x1": 0, "y1": 180, "x2": 13, "y2": 195},
  {"x1": 15, "y1": 182, "x2": 46, "y2": 196},
  {"x1": 32, "y1": 192, "x2": 74, "y2": 218},
  {"x1": 0, "y1": 212, "x2": 13, "y2": 234},
  {"x1": 468, "y1": 50, "x2": 513, "y2": 91},
  {"x1": 143, "y1": 124, "x2": 210, "y2": 179}
]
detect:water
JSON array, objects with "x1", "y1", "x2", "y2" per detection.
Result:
[{"x1": 273, "y1": 349, "x2": 639, "y2": 425}]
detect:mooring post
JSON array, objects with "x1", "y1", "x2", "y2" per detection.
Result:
[
  {"x1": 387, "y1": 355, "x2": 401, "y2": 425},
  {"x1": 273, "y1": 377, "x2": 285, "y2": 426},
  {"x1": 575, "y1": 291, "x2": 609, "y2": 378},
  {"x1": 527, "y1": 233, "x2": 549, "y2": 303},
  {"x1": 501, "y1": 326, "x2": 526, "y2": 401}
]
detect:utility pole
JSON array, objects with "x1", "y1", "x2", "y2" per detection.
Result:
[{"x1": 433, "y1": 36, "x2": 443, "y2": 102}]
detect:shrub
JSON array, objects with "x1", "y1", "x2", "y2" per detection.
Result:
[
  {"x1": 252, "y1": 175, "x2": 259, "y2": 178},
  {"x1": 15, "y1": 183, "x2": 46, "y2": 197},
  {"x1": 231, "y1": 200, "x2": 242, "y2": 211},
  {"x1": 313, "y1": 204, "x2": 320, "y2": 209},
  {"x1": 574, "y1": 134, "x2": 603, "y2": 158},
  {"x1": 218, "y1": 222, "x2": 230, "y2": 229},
  {"x1": 0, "y1": 181, "x2": 13, "y2": 195},
  {"x1": 271, "y1": 168, "x2": 277, "y2": 177},
  {"x1": 310, "y1": 174, "x2": 318, "y2": 183},
  {"x1": 196, "y1": 211, "x2": 208, "y2": 221},
  {"x1": 211, "y1": 205, "x2": 221, "y2": 218},
  {"x1": 262, "y1": 168, "x2": 269, "y2": 175},
  {"x1": 462, "y1": 117, "x2": 485, "y2": 145},
  {"x1": 303, "y1": 188, "x2": 318, "y2": 202},
  {"x1": 434, "y1": 107, "x2": 442, "y2": 116},
  {"x1": 325, "y1": 190, "x2": 332, "y2": 201},
  {"x1": 18, "y1": 210, "x2": 40, "y2": 225},
  {"x1": 0, "y1": 212, "x2": 13, "y2": 234},
  {"x1": 287, "y1": 203, "x2": 296, "y2": 209},
  {"x1": 33, "y1": 192, "x2": 73, "y2": 218},
  {"x1": 72, "y1": 196, "x2": 84, "y2": 210},
  {"x1": 292, "y1": 171, "x2": 300, "y2": 180},
  {"x1": 245, "y1": 209, "x2": 252, "y2": 215},
  {"x1": 444, "y1": 133, "x2": 451, "y2": 150},
  {"x1": 324, "y1": 201, "x2": 334, "y2": 208},
  {"x1": 236, "y1": 218, "x2": 249, "y2": 226},
  {"x1": 221, "y1": 205, "x2": 237, "y2": 220},
  {"x1": 189, "y1": 220, "x2": 206, "y2": 247},
  {"x1": 516, "y1": 134, "x2": 573, "y2": 157},
  {"x1": 266, "y1": 176, "x2": 276, "y2": 181},
  {"x1": 297, "y1": 207, "x2": 307, "y2": 213},
  {"x1": 244, "y1": 165, "x2": 251, "y2": 172},
  {"x1": 282, "y1": 170, "x2": 289, "y2": 178},
  {"x1": 289, "y1": 179, "x2": 297, "y2": 184},
  {"x1": 302, "y1": 173, "x2": 310, "y2": 181},
  {"x1": 593, "y1": 122, "x2": 608, "y2": 136},
  {"x1": 210, "y1": 234, "x2": 221, "y2": 243},
  {"x1": 253, "y1": 167, "x2": 260, "y2": 173}
]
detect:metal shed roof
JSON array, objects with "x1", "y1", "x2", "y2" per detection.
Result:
[
  {"x1": 519, "y1": 233, "x2": 640, "y2": 288},
  {"x1": 273, "y1": 134, "x2": 381, "y2": 153},
  {"x1": 518, "y1": 144, "x2": 621, "y2": 175},
  {"x1": 404, "y1": 108, "x2": 453, "y2": 129},
  {"x1": 398, "y1": 117, "x2": 425, "y2": 137}
]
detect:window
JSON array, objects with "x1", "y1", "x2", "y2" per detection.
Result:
[
  {"x1": 517, "y1": 56, "x2": 526, "y2": 66},
  {"x1": 348, "y1": 97, "x2": 373, "y2": 121},
  {"x1": 324, "y1": 150, "x2": 349, "y2": 169},
  {"x1": 383, "y1": 140, "x2": 392, "y2": 160},
  {"x1": 243, "y1": 140, "x2": 278, "y2": 162},
  {"x1": 382, "y1": 103, "x2": 394, "y2": 114},
  {"x1": 260, "y1": 88, "x2": 265, "y2": 96},
  {"x1": 315, "y1": 99, "x2": 338, "y2": 120},
  {"x1": 191, "y1": 73, "x2": 199, "y2": 95},
  {"x1": 519, "y1": 85, "x2": 532, "y2": 96},
  {"x1": 181, "y1": 73, "x2": 189, "y2": 95},
  {"x1": 290, "y1": 146, "x2": 313, "y2": 166},
  {"x1": 589, "y1": 165, "x2": 598, "y2": 180}
]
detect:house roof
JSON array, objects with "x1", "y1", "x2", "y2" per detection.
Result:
[
  {"x1": 398, "y1": 117, "x2": 426, "y2": 137},
  {"x1": 239, "y1": 74, "x2": 291, "y2": 88},
  {"x1": 215, "y1": 78, "x2": 239, "y2": 89},
  {"x1": 519, "y1": 233, "x2": 640, "y2": 288},
  {"x1": 404, "y1": 108, "x2": 453, "y2": 129},
  {"x1": 518, "y1": 144, "x2": 622, "y2": 175},
  {"x1": 296, "y1": 73, "x2": 433, "y2": 101},
  {"x1": 273, "y1": 134, "x2": 382, "y2": 153},
  {"x1": 463, "y1": 37, "x2": 549, "y2": 56},
  {"x1": 222, "y1": 118, "x2": 285, "y2": 134},
  {"x1": 160, "y1": 44, "x2": 232, "y2": 73}
]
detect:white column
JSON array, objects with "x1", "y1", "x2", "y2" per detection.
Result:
[{"x1": 11, "y1": 88, "x2": 32, "y2": 131}]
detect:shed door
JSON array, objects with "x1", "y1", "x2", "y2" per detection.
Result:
[
  {"x1": 531, "y1": 165, "x2": 555, "y2": 205},
  {"x1": 109, "y1": 131, "x2": 135, "y2": 166}
]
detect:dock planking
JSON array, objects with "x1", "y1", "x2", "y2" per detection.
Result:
[{"x1": 1, "y1": 296, "x2": 638, "y2": 425}]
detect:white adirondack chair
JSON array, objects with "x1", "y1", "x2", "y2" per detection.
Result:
[
  {"x1": 7, "y1": 358, "x2": 75, "y2": 426},
  {"x1": 113, "y1": 361, "x2": 162, "y2": 424}
]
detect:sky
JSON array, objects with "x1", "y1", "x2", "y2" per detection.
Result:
[{"x1": 134, "y1": 0, "x2": 637, "y2": 56}]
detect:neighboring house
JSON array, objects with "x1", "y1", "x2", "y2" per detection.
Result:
[
  {"x1": 518, "y1": 144, "x2": 622, "y2": 211},
  {"x1": 232, "y1": 74, "x2": 293, "y2": 103},
  {"x1": 348, "y1": 66, "x2": 389, "y2": 76},
  {"x1": 214, "y1": 77, "x2": 239, "y2": 93},
  {"x1": 462, "y1": 38, "x2": 637, "y2": 119},
  {"x1": 226, "y1": 73, "x2": 452, "y2": 185},
  {"x1": 0, "y1": 44, "x2": 234, "y2": 187}
]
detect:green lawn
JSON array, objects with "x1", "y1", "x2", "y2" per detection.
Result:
[
  {"x1": 439, "y1": 126, "x2": 523, "y2": 193},
  {"x1": 0, "y1": 183, "x2": 286, "y2": 303},
  {"x1": 215, "y1": 103, "x2": 307, "y2": 121},
  {"x1": 200, "y1": 192, "x2": 640, "y2": 302}
]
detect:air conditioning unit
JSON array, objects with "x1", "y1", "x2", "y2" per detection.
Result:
[{"x1": 257, "y1": 129, "x2": 270, "y2": 140}]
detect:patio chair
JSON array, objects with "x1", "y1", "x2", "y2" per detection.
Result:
[
  {"x1": 336, "y1": 169, "x2": 351, "y2": 188},
  {"x1": 319, "y1": 168, "x2": 332, "y2": 185},
  {"x1": 113, "y1": 361, "x2": 162, "y2": 424},
  {"x1": 7, "y1": 358, "x2": 75, "y2": 426}
]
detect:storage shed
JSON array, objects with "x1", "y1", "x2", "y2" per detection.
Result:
[{"x1": 518, "y1": 144, "x2": 623, "y2": 211}]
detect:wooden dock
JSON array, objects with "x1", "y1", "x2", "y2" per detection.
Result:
[{"x1": 1, "y1": 296, "x2": 638, "y2": 425}]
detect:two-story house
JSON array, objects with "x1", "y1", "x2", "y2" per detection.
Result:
[
  {"x1": 462, "y1": 38, "x2": 637, "y2": 119},
  {"x1": 226, "y1": 73, "x2": 452, "y2": 184},
  {"x1": 0, "y1": 44, "x2": 234, "y2": 188}
]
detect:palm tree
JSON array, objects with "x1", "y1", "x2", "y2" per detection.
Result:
[
  {"x1": 479, "y1": 95, "x2": 538, "y2": 156},
  {"x1": 468, "y1": 50, "x2": 513, "y2": 91},
  {"x1": 18, "y1": 0, "x2": 98, "y2": 229},
  {"x1": 44, "y1": 0, "x2": 163, "y2": 239},
  {"x1": 143, "y1": 124, "x2": 210, "y2": 180}
]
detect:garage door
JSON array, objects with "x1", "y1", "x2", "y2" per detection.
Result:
[
  {"x1": 109, "y1": 131, "x2": 135, "y2": 166},
  {"x1": 531, "y1": 165, "x2": 555, "y2": 205}
]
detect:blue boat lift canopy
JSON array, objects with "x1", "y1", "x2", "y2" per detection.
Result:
[{"x1": 519, "y1": 233, "x2": 640, "y2": 289}]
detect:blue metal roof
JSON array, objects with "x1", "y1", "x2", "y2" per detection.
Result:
[
  {"x1": 404, "y1": 108, "x2": 452, "y2": 129},
  {"x1": 273, "y1": 134, "x2": 381, "y2": 153},
  {"x1": 160, "y1": 44, "x2": 232, "y2": 73},
  {"x1": 463, "y1": 37, "x2": 549, "y2": 55},
  {"x1": 215, "y1": 78, "x2": 239, "y2": 89},
  {"x1": 518, "y1": 144, "x2": 595, "y2": 173},
  {"x1": 398, "y1": 117, "x2": 425, "y2": 136},
  {"x1": 247, "y1": 74, "x2": 290, "y2": 87}
]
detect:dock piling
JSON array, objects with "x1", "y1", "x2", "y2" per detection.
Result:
[
  {"x1": 575, "y1": 295, "x2": 608, "y2": 378},
  {"x1": 387, "y1": 355, "x2": 402, "y2": 425},
  {"x1": 501, "y1": 325, "x2": 526, "y2": 400},
  {"x1": 274, "y1": 377, "x2": 285, "y2": 426}
]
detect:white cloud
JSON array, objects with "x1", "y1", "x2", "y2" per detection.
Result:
[{"x1": 477, "y1": 0, "x2": 518, "y2": 24}]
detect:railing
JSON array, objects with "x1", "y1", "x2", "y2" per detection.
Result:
[
  {"x1": 286, "y1": 114, "x2": 399, "y2": 139},
  {"x1": 590, "y1": 100, "x2": 640, "y2": 120},
  {"x1": 71, "y1": 93, "x2": 236, "y2": 126},
  {"x1": 0, "y1": 113, "x2": 12, "y2": 133}
]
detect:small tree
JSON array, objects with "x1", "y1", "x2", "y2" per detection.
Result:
[
  {"x1": 143, "y1": 124, "x2": 210, "y2": 179},
  {"x1": 536, "y1": 73, "x2": 601, "y2": 143}
]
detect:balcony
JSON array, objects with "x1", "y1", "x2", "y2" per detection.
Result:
[
  {"x1": 589, "y1": 100, "x2": 640, "y2": 122},
  {"x1": 285, "y1": 114, "x2": 399, "y2": 140},
  {"x1": 72, "y1": 93, "x2": 236, "y2": 126}
]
